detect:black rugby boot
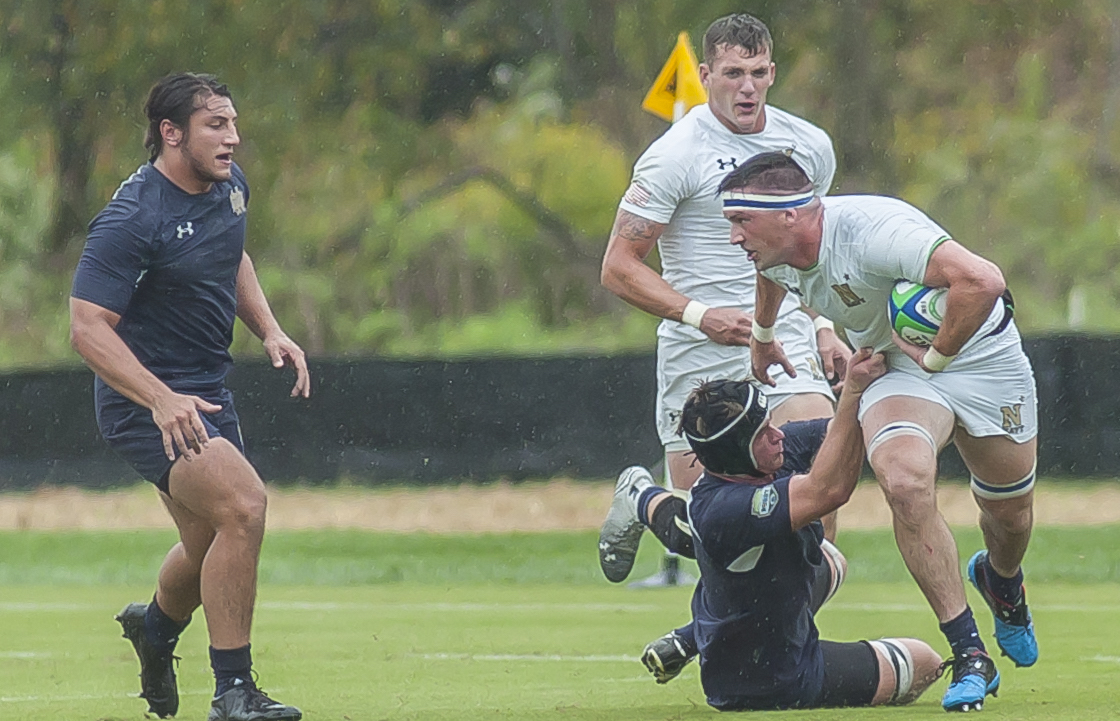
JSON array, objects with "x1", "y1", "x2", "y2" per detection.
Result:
[
  {"x1": 208, "y1": 680, "x2": 302, "y2": 721},
  {"x1": 116, "y1": 602, "x2": 179, "y2": 718}
]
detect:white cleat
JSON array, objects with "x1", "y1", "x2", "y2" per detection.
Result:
[{"x1": 598, "y1": 466, "x2": 655, "y2": 582}]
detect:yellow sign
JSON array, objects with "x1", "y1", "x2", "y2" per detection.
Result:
[{"x1": 641, "y1": 32, "x2": 708, "y2": 122}]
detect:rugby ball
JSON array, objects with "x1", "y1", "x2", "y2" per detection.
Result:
[{"x1": 889, "y1": 281, "x2": 946, "y2": 347}]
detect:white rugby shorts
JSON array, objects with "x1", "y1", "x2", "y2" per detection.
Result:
[
  {"x1": 657, "y1": 310, "x2": 835, "y2": 451},
  {"x1": 857, "y1": 326, "x2": 1037, "y2": 442}
]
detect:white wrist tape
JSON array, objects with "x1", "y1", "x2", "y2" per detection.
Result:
[
  {"x1": 812, "y1": 316, "x2": 834, "y2": 333},
  {"x1": 752, "y1": 323, "x2": 775, "y2": 343},
  {"x1": 681, "y1": 300, "x2": 709, "y2": 329},
  {"x1": 923, "y1": 346, "x2": 957, "y2": 372}
]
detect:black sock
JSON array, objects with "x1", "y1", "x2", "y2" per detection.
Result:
[
  {"x1": 636, "y1": 486, "x2": 662, "y2": 526},
  {"x1": 940, "y1": 607, "x2": 985, "y2": 657},
  {"x1": 673, "y1": 622, "x2": 699, "y2": 657},
  {"x1": 648, "y1": 496, "x2": 695, "y2": 559},
  {"x1": 144, "y1": 596, "x2": 190, "y2": 652},
  {"x1": 211, "y1": 644, "x2": 253, "y2": 697},
  {"x1": 983, "y1": 555, "x2": 1024, "y2": 606}
]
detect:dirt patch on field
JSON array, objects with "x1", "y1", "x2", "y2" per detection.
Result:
[{"x1": 0, "y1": 480, "x2": 1117, "y2": 532}]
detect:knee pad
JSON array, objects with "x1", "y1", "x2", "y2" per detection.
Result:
[
  {"x1": 649, "y1": 496, "x2": 695, "y2": 559},
  {"x1": 819, "y1": 538, "x2": 845, "y2": 603},
  {"x1": 971, "y1": 462, "x2": 1036, "y2": 500},
  {"x1": 868, "y1": 638, "x2": 914, "y2": 705},
  {"x1": 866, "y1": 421, "x2": 936, "y2": 459}
]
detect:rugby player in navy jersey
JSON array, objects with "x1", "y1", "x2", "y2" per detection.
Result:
[
  {"x1": 600, "y1": 349, "x2": 945, "y2": 711},
  {"x1": 70, "y1": 73, "x2": 306, "y2": 721}
]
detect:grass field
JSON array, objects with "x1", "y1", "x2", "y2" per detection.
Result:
[{"x1": 1, "y1": 525, "x2": 1119, "y2": 720}]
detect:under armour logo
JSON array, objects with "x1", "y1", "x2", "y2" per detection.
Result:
[
  {"x1": 717, "y1": 158, "x2": 737, "y2": 170},
  {"x1": 176, "y1": 222, "x2": 194, "y2": 239}
]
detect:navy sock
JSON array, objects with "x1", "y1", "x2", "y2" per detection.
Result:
[
  {"x1": 637, "y1": 486, "x2": 662, "y2": 526},
  {"x1": 940, "y1": 607, "x2": 985, "y2": 657},
  {"x1": 673, "y1": 622, "x2": 698, "y2": 657},
  {"x1": 983, "y1": 555, "x2": 1024, "y2": 606},
  {"x1": 144, "y1": 596, "x2": 189, "y2": 652},
  {"x1": 210, "y1": 644, "x2": 253, "y2": 697}
]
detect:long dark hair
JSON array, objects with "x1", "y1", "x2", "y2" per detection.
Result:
[{"x1": 143, "y1": 73, "x2": 232, "y2": 162}]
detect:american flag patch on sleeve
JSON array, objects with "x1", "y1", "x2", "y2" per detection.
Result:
[{"x1": 622, "y1": 182, "x2": 652, "y2": 208}]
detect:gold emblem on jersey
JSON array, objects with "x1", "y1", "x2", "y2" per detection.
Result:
[
  {"x1": 806, "y1": 356, "x2": 825, "y2": 382},
  {"x1": 831, "y1": 283, "x2": 866, "y2": 307},
  {"x1": 229, "y1": 187, "x2": 246, "y2": 216},
  {"x1": 1000, "y1": 404, "x2": 1024, "y2": 434}
]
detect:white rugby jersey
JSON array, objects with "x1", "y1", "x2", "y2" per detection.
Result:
[
  {"x1": 761, "y1": 196, "x2": 1005, "y2": 364},
  {"x1": 619, "y1": 103, "x2": 835, "y2": 341}
]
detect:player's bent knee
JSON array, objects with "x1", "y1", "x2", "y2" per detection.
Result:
[
  {"x1": 867, "y1": 421, "x2": 936, "y2": 460},
  {"x1": 820, "y1": 539, "x2": 846, "y2": 602},
  {"x1": 971, "y1": 462, "x2": 1036, "y2": 503},
  {"x1": 867, "y1": 426, "x2": 937, "y2": 493},
  {"x1": 868, "y1": 638, "x2": 915, "y2": 705},
  {"x1": 870, "y1": 638, "x2": 940, "y2": 706}
]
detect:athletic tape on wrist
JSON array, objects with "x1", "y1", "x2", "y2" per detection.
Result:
[
  {"x1": 923, "y1": 346, "x2": 956, "y2": 372},
  {"x1": 752, "y1": 323, "x2": 775, "y2": 343},
  {"x1": 681, "y1": 300, "x2": 709, "y2": 329},
  {"x1": 812, "y1": 316, "x2": 834, "y2": 333}
]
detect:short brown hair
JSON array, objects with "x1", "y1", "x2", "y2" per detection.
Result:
[
  {"x1": 703, "y1": 14, "x2": 773, "y2": 64},
  {"x1": 717, "y1": 151, "x2": 812, "y2": 196}
]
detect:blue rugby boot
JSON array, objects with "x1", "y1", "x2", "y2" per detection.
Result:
[
  {"x1": 941, "y1": 648, "x2": 1000, "y2": 712},
  {"x1": 967, "y1": 551, "x2": 1038, "y2": 667}
]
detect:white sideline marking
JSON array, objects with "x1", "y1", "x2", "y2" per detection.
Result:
[
  {"x1": 410, "y1": 653, "x2": 633, "y2": 662},
  {"x1": 259, "y1": 601, "x2": 659, "y2": 612},
  {"x1": 0, "y1": 689, "x2": 210, "y2": 704},
  {"x1": 1086, "y1": 655, "x2": 1120, "y2": 664},
  {"x1": 0, "y1": 603, "x2": 95, "y2": 612},
  {"x1": 0, "y1": 652, "x2": 51, "y2": 659},
  {"x1": 829, "y1": 602, "x2": 1120, "y2": 613}
]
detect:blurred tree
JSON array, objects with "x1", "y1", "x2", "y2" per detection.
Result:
[{"x1": 2, "y1": 0, "x2": 1120, "y2": 368}]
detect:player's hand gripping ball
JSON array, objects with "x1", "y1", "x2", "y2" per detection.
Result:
[{"x1": 888, "y1": 281, "x2": 946, "y2": 347}]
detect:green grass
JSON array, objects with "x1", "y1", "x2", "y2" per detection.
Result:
[{"x1": 0, "y1": 527, "x2": 1118, "y2": 720}]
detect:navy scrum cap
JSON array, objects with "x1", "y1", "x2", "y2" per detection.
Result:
[{"x1": 682, "y1": 380, "x2": 771, "y2": 476}]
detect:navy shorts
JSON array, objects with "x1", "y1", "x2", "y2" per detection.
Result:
[{"x1": 94, "y1": 379, "x2": 245, "y2": 494}]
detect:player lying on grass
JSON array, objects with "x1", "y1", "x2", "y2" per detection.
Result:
[{"x1": 599, "y1": 348, "x2": 944, "y2": 711}]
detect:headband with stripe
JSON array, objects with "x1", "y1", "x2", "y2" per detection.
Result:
[{"x1": 720, "y1": 189, "x2": 815, "y2": 210}]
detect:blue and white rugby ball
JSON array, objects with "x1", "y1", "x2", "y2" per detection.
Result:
[{"x1": 888, "y1": 281, "x2": 947, "y2": 347}]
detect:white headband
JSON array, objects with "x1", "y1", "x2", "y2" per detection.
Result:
[{"x1": 720, "y1": 189, "x2": 815, "y2": 210}]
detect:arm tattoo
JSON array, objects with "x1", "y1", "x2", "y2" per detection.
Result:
[{"x1": 614, "y1": 211, "x2": 662, "y2": 244}]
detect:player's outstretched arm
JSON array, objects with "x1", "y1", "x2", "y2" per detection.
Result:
[
  {"x1": 601, "y1": 209, "x2": 753, "y2": 345},
  {"x1": 787, "y1": 348, "x2": 886, "y2": 529},
  {"x1": 750, "y1": 274, "x2": 794, "y2": 385},
  {"x1": 69, "y1": 297, "x2": 221, "y2": 461},
  {"x1": 235, "y1": 252, "x2": 311, "y2": 398}
]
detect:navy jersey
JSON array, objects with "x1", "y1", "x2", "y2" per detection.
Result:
[
  {"x1": 686, "y1": 419, "x2": 829, "y2": 710},
  {"x1": 71, "y1": 163, "x2": 250, "y2": 393}
]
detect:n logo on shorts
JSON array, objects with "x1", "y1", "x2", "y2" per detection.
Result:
[
  {"x1": 1000, "y1": 404, "x2": 1024, "y2": 434},
  {"x1": 831, "y1": 283, "x2": 866, "y2": 307}
]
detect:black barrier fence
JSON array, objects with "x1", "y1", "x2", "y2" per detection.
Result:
[{"x1": 0, "y1": 334, "x2": 1117, "y2": 489}]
